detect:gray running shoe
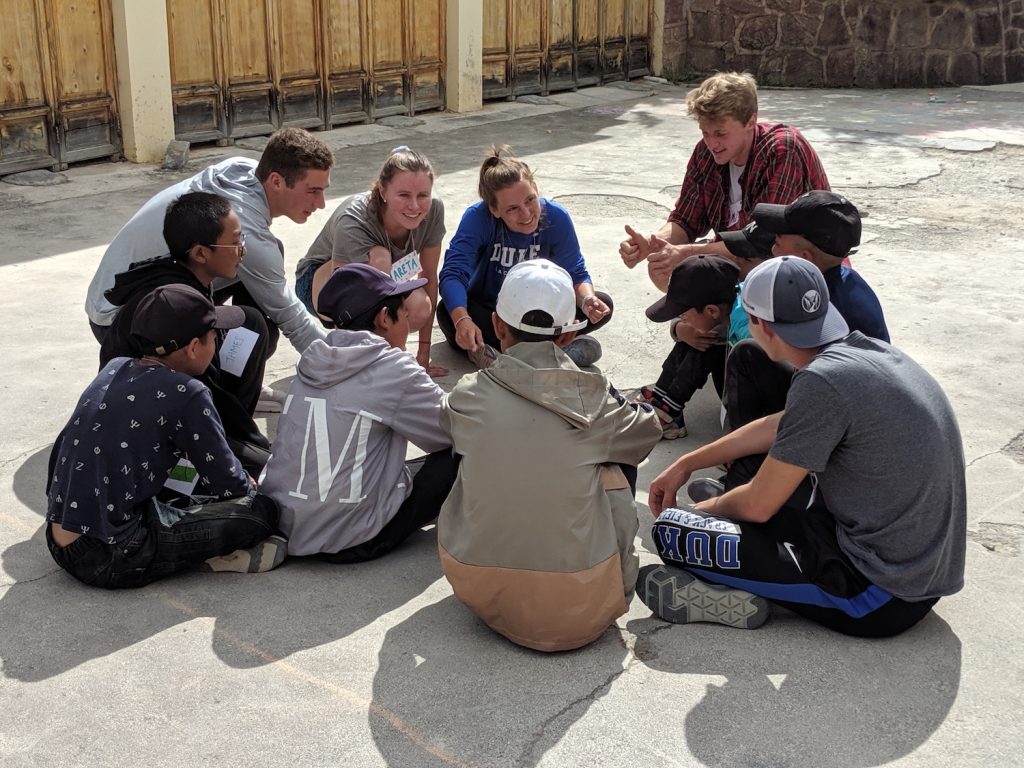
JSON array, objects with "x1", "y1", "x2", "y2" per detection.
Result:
[
  {"x1": 467, "y1": 343, "x2": 498, "y2": 369},
  {"x1": 687, "y1": 477, "x2": 725, "y2": 503},
  {"x1": 635, "y1": 564, "x2": 770, "y2": 629},
  {"x1": 563, "y1": 336, "x2": 603, "y2": 367}
]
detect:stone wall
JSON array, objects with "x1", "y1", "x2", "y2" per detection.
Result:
[{"x1": 662, "y1": 0, "x2": 1023, "y2": 87}]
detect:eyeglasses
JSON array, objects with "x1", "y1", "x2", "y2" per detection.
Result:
[{"x1": 206, "y1": 233, "x2": 246, "y2": 252}]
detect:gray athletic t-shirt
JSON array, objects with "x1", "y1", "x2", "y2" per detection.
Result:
[
  {"x1": 770, "y1": 332, "x2": 966, "y2": 601},
  {"x1": 296, "y1": 191, "x2": 445, "y2": 279}
]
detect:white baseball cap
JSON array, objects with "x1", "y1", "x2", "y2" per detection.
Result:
[
  {"x1": 496, "y1": 259, "x2": 588, "y2": 336},
  {"x1": 741, "y1": 256, "x2": 849, "y2": 348}
]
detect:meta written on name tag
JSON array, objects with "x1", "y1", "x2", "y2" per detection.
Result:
[
  {"x1": 219, "y1": 326, "x2": 259, "y2": 376},
  {"x1": 391, "y1": 251, "x2": 422, "y2": 282}
]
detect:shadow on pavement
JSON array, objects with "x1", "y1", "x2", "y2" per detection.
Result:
[
  {"x1": 369, "y1": 595, "x2": 629, "y2": 768},
  {"x1": 625, "y1": 610, "x2": 961, "y2": 767},
  {"x1": 0, "y1": 520, "x2": 441, "y2": 682}
]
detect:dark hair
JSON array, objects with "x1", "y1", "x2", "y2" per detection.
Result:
[
  {"x1": 478, "y1": 145, "x2": 537, "y2": 209},
  {"x1": 342, "y1": 293, "x2": 405, "y2": 332},
  {"x1": 163, "y1": 192, "x2": 233, "y2": 262},
  {"x1": 370, "y1": 146, "x2": 435, "y2": 224},
  {"x1": 504, "y1": 309, "x2": 560, "y2": 343},
  {"x1": 255, "y1": 127, "x2": 334, "y2": 186}
]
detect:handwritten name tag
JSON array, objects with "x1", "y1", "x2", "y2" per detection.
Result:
[
  {"x1": 391, "y1": 251, "x2": 422, "y2": 282},
  {"x1": 219, "y1": 326, "x2": 259, "y2": 377}
]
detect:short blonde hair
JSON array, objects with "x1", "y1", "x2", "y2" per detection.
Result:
[{"x1": 687, "y1": 72, "x2": 759, "y2": 124}]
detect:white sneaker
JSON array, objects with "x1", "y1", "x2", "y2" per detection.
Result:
[{"x1": 255, "y1": 385, "x2": 286, "y2": 413}]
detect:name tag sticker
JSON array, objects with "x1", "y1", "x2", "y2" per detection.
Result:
[
  {"x1": 219, "y1": 326, "x2": 259, "y2": 376},
  {"x1": 164, "y1": 459, "x2": 199, "y2": 495},
  {"x1": 391, "y1": 251, "x2": 422, "y2": 282}
]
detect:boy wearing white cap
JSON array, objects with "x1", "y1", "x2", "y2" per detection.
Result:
[
  {"x1": 639, "y1": 256, "x2": 966, "y2": 637},
  {"x1": 439, "y1": 259, "x2": 661, "y2": 652}
]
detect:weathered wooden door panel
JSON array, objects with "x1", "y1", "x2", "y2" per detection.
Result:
[
  {"x1": 170, "y1": 0, "x2": 444, "y2": 140},
  {"x1": 512, "y1": 0, "x2": 543, "y2": 96},
  {"x1": 627, "y1": 0, "x2": 651, "y2": 78},
  {"x1": 325, "y1": 0, "x2": 370, "y2": 123},
  {"x1": 482, "y1": 0, "x2": 511, "y2": 99},
  {"x1": 0, "y1": 0, "x2": 57, "y2": 173},
  {"x1": 224, "y1": 0, "x2": 277, "y2": 137},
  {"x1": 275, "y1": 0, "x2": 324, "y2": 128},
  {"x1": 0, "y1": 0, "x2": 120, "y2": 174},
  {"x1": 483, "y1": 0, "x2": 651, "y2": 100},
  {"x1": 370, "y1": 0, "x2": 408, "y2": 116},
  {"x1": 547, "y1": 1, "x2": 574, "y2": 92},
  {"x1": 575, "y1": 0, "x2": 601, "y2": 87},
  {"x1": 47, "y1": 0, "x2": 121, "y2": 162},
  {"x1": 410, "y1": 0, "x2": 445, "y2": 111},
  {"x1": 167, "y1": 0, "x2": 226, "y2": 142}
]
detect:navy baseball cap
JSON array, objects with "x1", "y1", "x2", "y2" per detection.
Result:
[
  {"x1": 741, "y1": 256, "x2": 849, "y2": 348},
  {"x1": 317, "y1": 263, "x2": 426, "y2": 327}
]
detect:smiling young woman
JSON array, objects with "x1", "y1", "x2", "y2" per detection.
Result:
[
  {"x1": 296, "y1": 146, "x2": 448, "y2": 376},
  {"x1": 436, "y1": 145, "x2": 614, "y2": 367}
]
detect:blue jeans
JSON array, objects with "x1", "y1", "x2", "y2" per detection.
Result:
[
  {"x1": 294, "y1": 261, "x2": 318, "y2": 315},
  {"x1": 46, "y1": 494, "x2": 280, "y2": 589}
]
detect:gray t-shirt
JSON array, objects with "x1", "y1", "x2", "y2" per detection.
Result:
[
  {"x1": 296, "y1": 191, "x2": 445, "y2": 280},
  {"x1": 770, "y1": 332, "x2": 966, "y2": 601}
]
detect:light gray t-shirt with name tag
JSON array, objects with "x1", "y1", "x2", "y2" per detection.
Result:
[
  {"x1": 297, "y1": 191, "x2": 445, "y2": 282},
  {"x1": 770, "y1": 332, "x2": 966, "y2": 601}
]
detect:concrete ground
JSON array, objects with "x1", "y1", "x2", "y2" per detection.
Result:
[{"x1": 1, "y1": 81, "x2": 1022, "y2": 767}]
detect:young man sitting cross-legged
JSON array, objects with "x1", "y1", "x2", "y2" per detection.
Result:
[{"x1": 639, "y1": 256, "x2": 966, "y2": 638}]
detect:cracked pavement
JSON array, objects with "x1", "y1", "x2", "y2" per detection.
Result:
[{"x1": 1, "y1": 82, "x2": 1022, "y2": 767}]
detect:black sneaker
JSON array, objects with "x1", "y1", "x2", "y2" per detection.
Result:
[
  {"x1": 635, "y1": 564, "x2": 770, "y2": 629},
  {"x1": 687, "y1": 477, "x2": 725, "y2": 503}
]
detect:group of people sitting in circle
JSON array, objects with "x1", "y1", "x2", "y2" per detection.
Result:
[{"x1": 48, "y1": 71, "x2": 965, "y2": 651}]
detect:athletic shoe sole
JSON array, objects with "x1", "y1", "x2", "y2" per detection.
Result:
[{"x1": 635, "y1": 564, "x2": 769, "y2": 629}]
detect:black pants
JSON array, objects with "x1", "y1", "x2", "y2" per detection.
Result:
[
  {"x1": 651, "y1": 501, "x2": 938, "y2": 638},
  {"x1": 46, "y1": 493, "x2": 280, "y2": 589},
  {"x1": 723, "y1": 338, "x2": 793, "y2": 431},
  {"x1": 436, "y1": 290, "x2": 614, "y2": 353},
  {"x1": 320, "y1": 449, "x2": 460, "y2": 564},
  {"x1": 653, "y1": 342, "x2": 726, "y2": 414}
]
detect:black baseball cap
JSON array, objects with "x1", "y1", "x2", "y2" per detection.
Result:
[
  {"x1": 645, "y1": 255, "x2": 739, "y2": 323},
  {"x1": 131, "y1": 284, "x2": 244, "y2": 356},
  {"x1": 753, "y1": 191, "x2": 862, "y2": 258},
  {"x1": 720, "y1": 221, "x2": 774, "y2": 261},
  {"x1": 317, "y1": 262, "x2": 426, "y2": 327}
]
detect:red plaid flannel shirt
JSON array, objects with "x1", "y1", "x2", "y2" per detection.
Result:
[{"x1": 668, "y1": 122, "x2": 830, "y2": 242}]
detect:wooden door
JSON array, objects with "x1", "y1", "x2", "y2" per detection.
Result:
[
  {"x1": 1, "y1": 0, "x2": 121, "y2": 175},
  {"x1": 482, "y1": 0, "x2": 651, "y2": 100},
  {"x1": 170, "y1": 0, "x2": 446, "y2": 142}
]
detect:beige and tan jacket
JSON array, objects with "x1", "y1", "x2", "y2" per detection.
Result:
[{"x1": 438, "y1": 341, "x2": 661, "y2": 652}]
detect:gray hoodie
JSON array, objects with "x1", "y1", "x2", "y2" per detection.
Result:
[
  {"x1": 85, "y1": 158, "x2": 326, "y2": 353},
  {"x1": 259, "y1": 329, "x2": 449, "y2": 555}
]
